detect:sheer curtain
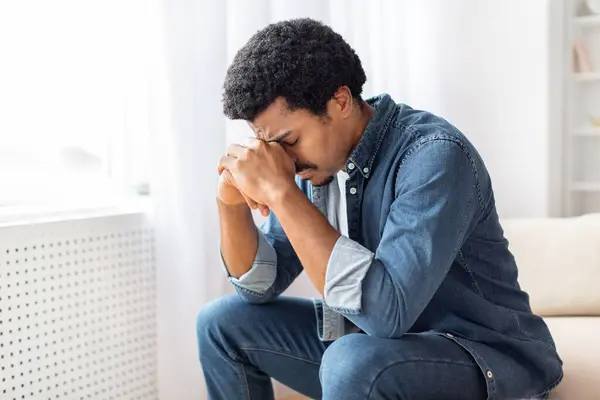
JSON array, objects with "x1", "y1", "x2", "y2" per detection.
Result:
[{"x1": 153, "y1": 0, "x2": 407, "y2": 398}]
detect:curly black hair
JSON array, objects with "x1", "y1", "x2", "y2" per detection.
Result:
[{"x1": 222, "y1": 18, "x2": 366, "y2": 121}]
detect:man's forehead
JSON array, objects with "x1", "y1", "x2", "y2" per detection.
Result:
[
  {"x1": 248, "y1": 98, "x2": 291, "y2": 140},
  {"x1": 247, "y1": 121, "x2": 288, "y2": 141}
]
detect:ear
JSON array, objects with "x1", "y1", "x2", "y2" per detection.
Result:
[{"x1": 331, "y1": 86, "x2": 354, "y2": 119}]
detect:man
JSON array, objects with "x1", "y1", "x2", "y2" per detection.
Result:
[{"x1": 197, "y1": 18, "x2": 562, "y2": 400}]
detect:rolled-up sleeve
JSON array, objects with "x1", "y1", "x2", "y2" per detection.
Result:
[
  {"x1": 222, "y1": 229, "x2": 277, "y2": 294},
  {"x1": 222, "y1": 208, "x2": 305, "y2": 304},
  {"x1": 324, "y1": 236, "x2": 374, "y2": 313}
]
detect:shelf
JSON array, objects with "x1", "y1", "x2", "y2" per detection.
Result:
[
  {"x1": 575, "y1": 14, "x2": 600, "y2": 28},
  {"x1": 573, "y1": 72, "x2": 600, "y2": 81},
  {"x1": 572, "y1": 127, "x2": 600, "y2": 136},
  {"x1": 570, "y1": 182, "x2": 600, "y2": 192}
]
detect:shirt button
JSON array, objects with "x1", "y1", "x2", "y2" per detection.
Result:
[
  {"x1": 363, "y1": 167, "x2": 369, "y2": 174},
  {"x1": 486, "y1": 370, "x2": 493, "y2": 379},
  {"x1": 446, "y1": 333, "x2": 454, "y2": 338},
  {"x1": 349, "y1": 187, "x2": 357, "y2": 195},
  {"x1": 347, "y1": 163, "x2": 355, "y2": 170}
]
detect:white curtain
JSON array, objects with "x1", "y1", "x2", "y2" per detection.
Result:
[{"x1": 151, "y1": 1, "x2": 408, "y2": 398}]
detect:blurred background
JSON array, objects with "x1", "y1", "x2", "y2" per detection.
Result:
[{"x1": 0, "y1": 0, "x2": 598, "y2": 399}]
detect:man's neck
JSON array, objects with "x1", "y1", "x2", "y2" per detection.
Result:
[{"x1": 357, "y1": 101, "x2": 375, "y2": 138}]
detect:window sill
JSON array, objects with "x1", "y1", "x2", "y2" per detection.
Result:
[{"x1": 0, "y1": 197, "x2": 151, "y2": 227}]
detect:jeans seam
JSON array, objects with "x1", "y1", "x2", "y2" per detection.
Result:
[
  {"x1": 237, "y1": 362, "x2": 252, "y2": 400},
  {"x1": 530, "y1": 367, "x2": 563, "y2": 398},
  {"x1": 458, "y1": 250, "x2": 486, "y2": 299},
  {"x1": 510, "y1": 313, "x2": 556, "y2": 348},
  {"x1": 366, "y1": 359, "x2": 478, "y2": 400},
  {"x1": 240, "y1": 346, "x2": 322, "y2": 366}
]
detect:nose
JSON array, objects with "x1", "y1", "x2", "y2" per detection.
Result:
[{"x1": 282, "y1": 146, "x2": 297, "y2": 160}]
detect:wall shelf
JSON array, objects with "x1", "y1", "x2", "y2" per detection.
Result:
[
  {"x1": 570, "y1": 182, "x2": 600, "y2": 192},
  {"x1": 573, "y1": 72, "x2": 600, "y2": 81},
  {"x1": 572, "y1": 127, "x2": 600, "y2": 136},
  {"x1": 565, "y1": 1, "x2": 600, "y2": 215},
  {"x1": 575, "y1": 14, "x2": 600, "y2": 28}
]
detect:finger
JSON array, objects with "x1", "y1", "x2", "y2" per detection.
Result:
[
  {"x1": 258, "y1": 204, "x2": 270, "y2": 217},
  {"x1": 241, "y1": 192, "x2": 258, "y2": 210},
  {"x1": 243, "y1": 193, "x2": 269, "y2": 213},
  {"x1": 221, "y1": 169, "x2": 253, "y2": 204},
  {"x1": 221, "y1": 169, "x2": 260, "y2": 210},
  {"x1": 226, "y1": 144, "x2": 248, "y2": 158},
  {"x1": 218, "y1": 155, "x2": 237, "y2": 174}
]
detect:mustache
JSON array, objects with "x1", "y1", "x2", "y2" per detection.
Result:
[{"x1": 295, "y1": 162, "x2": 317, "y2": 173}]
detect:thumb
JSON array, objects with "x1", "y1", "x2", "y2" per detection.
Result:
[{"x1": 221, "y1": 168, "x2": 236, "y2": 185}]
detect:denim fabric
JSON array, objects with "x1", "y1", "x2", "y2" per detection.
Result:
[
  {"x1": 224, "y1": 230, "x2": 278, "y2": 294},
  {"x1": 219, "y1": 94, "x2": 563, "y2": 399},
  {"x1": 197, "y1": 295, "x2": 487, "y2": 400}
]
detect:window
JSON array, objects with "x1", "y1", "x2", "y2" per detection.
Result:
[{"x1": 0, "y1": 0, "x2": 153, "y2": 207}]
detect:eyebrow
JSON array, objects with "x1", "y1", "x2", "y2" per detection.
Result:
[{"x1": 264, "y1": 130, "x2": 293, "y2": 143}]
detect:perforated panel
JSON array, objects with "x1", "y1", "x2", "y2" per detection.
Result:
[{"x1": 0, "y1": 213, "x2": 157, "y2": 400}]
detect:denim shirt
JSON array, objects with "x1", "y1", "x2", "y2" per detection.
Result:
[{"x1": 223, "y1": 94, "x2": 563, "y2": 399}]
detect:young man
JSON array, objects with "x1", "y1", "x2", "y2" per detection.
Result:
[{"x1": 197, "y1": 18, "x2": 562, "y2": 400}]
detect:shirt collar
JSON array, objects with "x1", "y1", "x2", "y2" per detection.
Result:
[{"x1": 346, "y1": 93, "x2": 396, "y2": 178}]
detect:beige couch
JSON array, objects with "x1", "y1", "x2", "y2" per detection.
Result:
[{"x1": 502, "y1": 214, "x2": 600, "y2": 399}]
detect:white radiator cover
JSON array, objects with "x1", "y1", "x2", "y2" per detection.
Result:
[{"x1": 0, "y1": 212, "x2": 157, "y2": 400}]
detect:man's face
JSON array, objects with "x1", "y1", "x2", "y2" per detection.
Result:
[{"x1": 249, "y1": 97, "x2": 349, "y2": 186}]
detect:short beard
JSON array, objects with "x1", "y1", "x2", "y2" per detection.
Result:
[{"x1": 312, "y1": 176, "x2": 334, "y2": 187}]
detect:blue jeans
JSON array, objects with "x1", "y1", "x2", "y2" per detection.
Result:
[{"x1": 196, "y1": 295, "x2": 487, "y2": 399}]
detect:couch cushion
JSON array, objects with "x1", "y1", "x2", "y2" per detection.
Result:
[
  {"x1": 545, "y1": 317, "x2": 600, "y2": 399},
  {"x1": 502, "y1": 214, "x2": 600, "y2": 316}
]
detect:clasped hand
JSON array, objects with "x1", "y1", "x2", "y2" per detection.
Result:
[{"x1": 217, "y1": 138, "x2": 296, "y2": 215}]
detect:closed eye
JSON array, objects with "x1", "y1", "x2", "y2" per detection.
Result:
[{"x1": 284, "y1": 139, "x2": 298, "y2": 146}]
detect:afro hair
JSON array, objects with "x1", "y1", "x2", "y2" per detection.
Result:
[{"x1": 222, "y1": 18, "x2": 367, "y2": 121}]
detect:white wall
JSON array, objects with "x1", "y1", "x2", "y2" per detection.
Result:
[{"x1": 403, "y1": 0, "x2": 562, "y2": 218}]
